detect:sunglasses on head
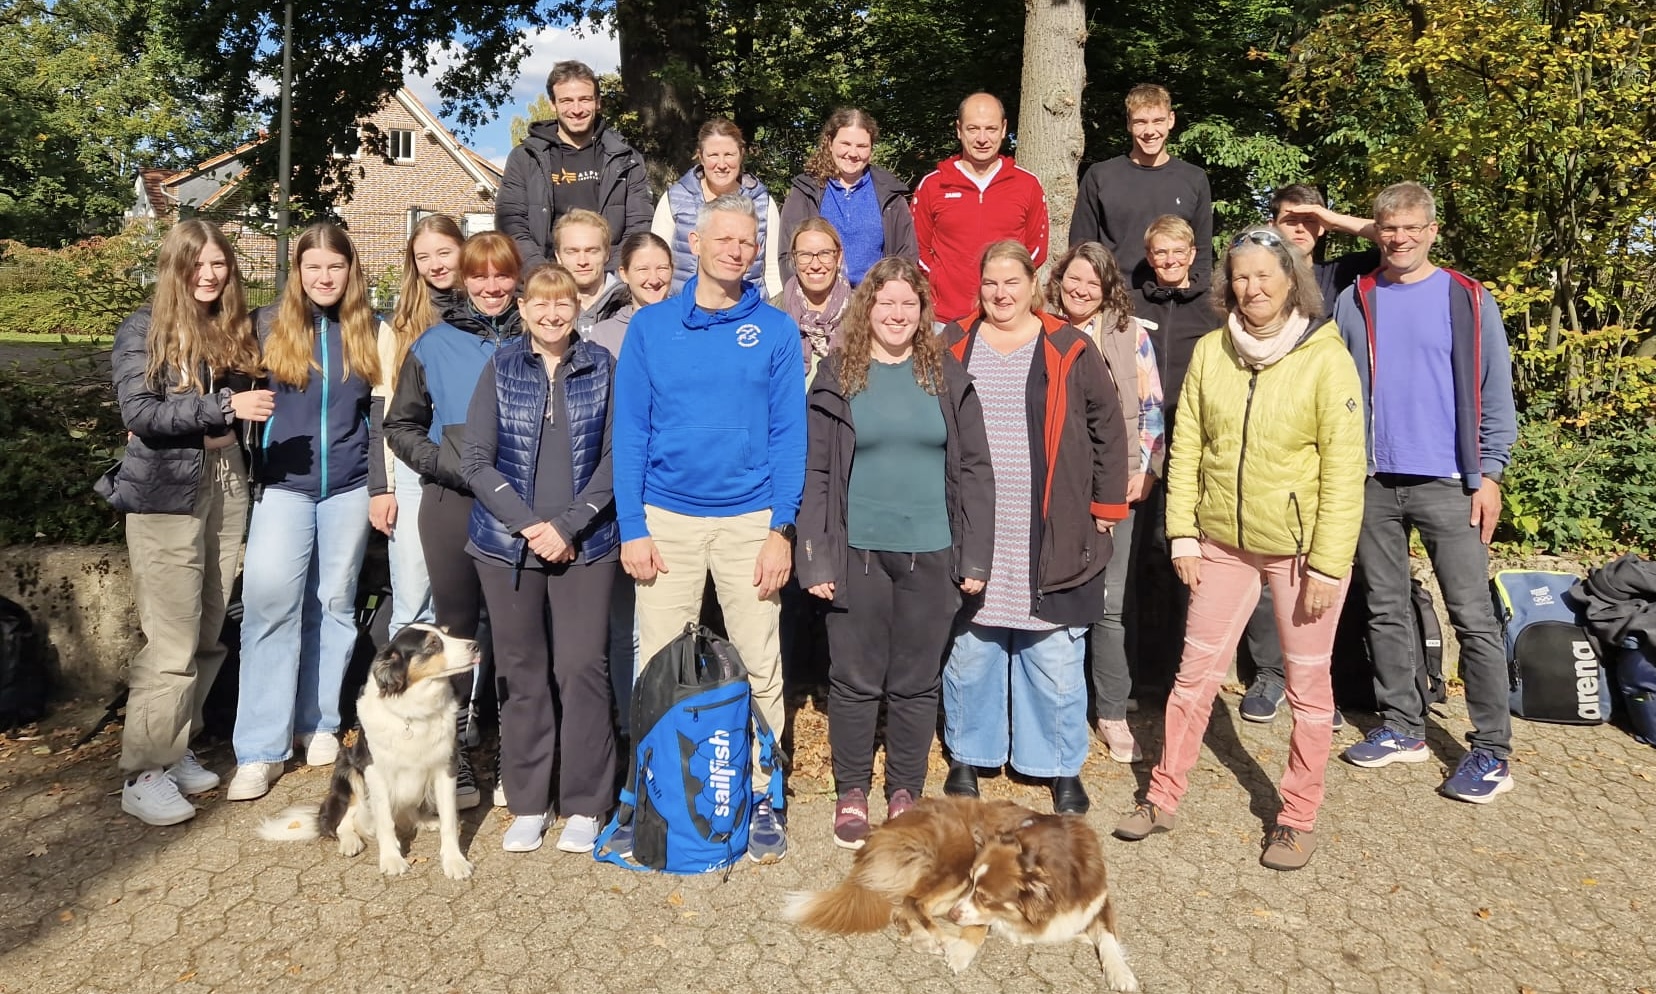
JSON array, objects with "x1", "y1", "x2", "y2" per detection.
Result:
[{"x1": 1231, "y1": 229, "x2": 1286, "y2": 250}]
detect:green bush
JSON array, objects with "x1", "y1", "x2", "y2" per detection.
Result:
[
  {"x1": 0, "y1": 359, "x2": 123, "y2": 545},
  {"x1": 1500, "y1": 410, "x2": 1656, "y2": 555}
]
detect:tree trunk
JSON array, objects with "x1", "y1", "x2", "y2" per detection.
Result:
[
  {"x1": 616, "y1": 0, "x2": 709, "y2": 192},
  {"x1": 1016, "y1": 0, "x2": 1088, "y2": 255}
]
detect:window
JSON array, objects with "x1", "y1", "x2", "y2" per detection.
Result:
[
  {"x1": 462, "y1": 213, "x2": 495, "y2": 237},
  {"x1": 389, "y1": 129, "x2": 415, "y2": 162},
  {"x1": 407, "y1": 207, "x2": 436, "y2": 239}
]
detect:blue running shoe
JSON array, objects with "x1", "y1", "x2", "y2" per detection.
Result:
[
  {"x1": 1240, "y1": 682, "x2": 1285, "y2": 723},
  {"x1": 1342, "y1": 726, "x2": 1429, "y2": 768},
  {"x1": 747, "y1": 796, "x2": 787, "y2": 863},
  {"x1": 1440, "y1": 749, "x2": 1514, "y2": 804}
]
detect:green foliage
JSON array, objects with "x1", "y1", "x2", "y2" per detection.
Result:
[
  {"x1": 0, "y1": 0, "x2": 251, "y2": 244},
  {"x1": 0, "y1": 359, "x2": 123, "y2": 544},
  {"x1": 0, "y1": 227, "x2": 158, "y2": 337},
  {"x1": 1500, "y1": 409, "x2": 1656, "y2": 554}
]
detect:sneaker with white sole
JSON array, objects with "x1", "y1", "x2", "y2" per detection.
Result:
[
  {"x1": 225, "y1": 761, "x2": 282, "y2": 801},
  {"x1": 1440, "y1": 749, "x2": 1514, "y2": 804},
  {"x1": 302, "y1": 733, "x2": 339, "y2": 768},
  {"x1": 503, "y1": 812, "x2": 548, "y2": 853},
  {"x1": 165, "y1": 749, "x2": 220, "y2": 795},
  {"x1": 455, "y1": 748, "x2": 480, "y2": 811},
  {"x1": 1342, "y1": 726, "x2": 1429, "y2": 768},
  {"x1": 1094, "y1": 718, "x2": 1143, "y2": 763},
  {"x1": 122, "y1": 769, "x2": 197, "y2": 826},
  {"x1": 557, "y1": 814, "x2": 602, "y2": 854},
  {"x1": 747, "y1": 797, "x2": 787, "y2": 863}
]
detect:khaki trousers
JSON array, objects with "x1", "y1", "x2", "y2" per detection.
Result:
[
  {"x1": 635, "y1": 506, "x2": 783, "y2": 792},
  {"x1": 119, "y1": 447, "x2": 248, "y2": 773}
]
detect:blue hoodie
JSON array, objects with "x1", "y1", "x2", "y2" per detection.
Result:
[{"x1": 612, "y1": 276, "x2": 805, "y2": 540}]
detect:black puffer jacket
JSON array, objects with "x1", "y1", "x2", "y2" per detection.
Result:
[
  {"x1": 494, "y1": 118, "x2": 652, "y2": 276},
  {"x1": 104, "y1": 305, "x2": 246, "y2": 514}
]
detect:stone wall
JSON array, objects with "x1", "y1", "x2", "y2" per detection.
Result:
[{"x1": 0, "y1": 545, "x2": 136, "y2": 698}]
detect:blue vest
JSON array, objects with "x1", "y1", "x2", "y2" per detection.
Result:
[
  {"x1": 665, "y1": 168, "x2": 770, "y2": 294},
  {"x1": 466, "y1": 337, "x2": 619, "y2": 566}
]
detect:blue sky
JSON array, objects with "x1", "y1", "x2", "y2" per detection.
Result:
[{"x1": 406, "y1": 22, "x2": 619, "y2": 167}]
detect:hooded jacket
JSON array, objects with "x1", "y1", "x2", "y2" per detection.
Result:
[
  {"x1": 368, "y1": 285, "x2": 466, "y2": 496},
  {"x1": 250, "y1": 303, "x2": 374, "y2": 500},
  {"x1": 912, "y1": 155, "x2": 1050, "y2": 322},
  {"x1": 779, "y1": 166, "x2": 918, "y2": 281},
  {"x1": 1164, "y1": 320, "x2": 1367, "y2": 579},
  {"x1": 103, "y1": 305, "x2": 249, "y2": 514},
  {"x1": 795, "y1": 350, "x2": 994, "y2": 602},
  {"x1": 575, "y1": 275, "x2": 632, "y2": 339},
  {"x1": 943, "y1": 313, "x2": 1127, "y2": 626},
  {"x1": 384, "y1": 301, "x2": 523, "y2": 494},
  {"x1": 495, "y1": 118, "x2": 652, "y2": 276},
  {"x1": 611, "y1": 276, "x2": 806, "y2": 540}
]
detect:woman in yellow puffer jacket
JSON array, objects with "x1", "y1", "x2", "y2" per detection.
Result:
[{"x1": 1112, "y1": 226, "x2": 1367, "y2": 872}]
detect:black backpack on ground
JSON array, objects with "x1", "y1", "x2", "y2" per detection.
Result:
[
  {"x1": 1331, "y1": 568, "x2": 1445, "y2": 713},
  {"x1": 0, "y1": 596, "x2": 48, "y2": 730}
]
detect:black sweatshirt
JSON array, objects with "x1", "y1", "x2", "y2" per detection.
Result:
[{"x1": 1068, "y1": 155, "x2": 1213, "y2": 290}]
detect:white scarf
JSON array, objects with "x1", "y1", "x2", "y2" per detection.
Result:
[{"x1": 1228, "y1": 310, "x2": 1311, "y2": 369}]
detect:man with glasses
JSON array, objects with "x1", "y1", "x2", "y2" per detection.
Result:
[
  {"x1": 1070, "y1": 84, "x2": 1213, "y2": 289},
  {"x1": 911, "y1": 92, "x2": 1049, "y2": 322},
  {"x1": 1332, "y1": 181, "x2": 1519, "y2": 804},
  {"x1": 497, "y1": 60, "x2": 652, "y2": 276}
]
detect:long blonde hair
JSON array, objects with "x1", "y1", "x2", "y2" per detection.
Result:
[
  {"x1": 264, "y1": 223, "x2": 380, "y2": 389},
  {"x1": 389, "y1": 215, "x2": 463, "y2": 389},
  {"x1": 145, "y1": 220, "x2": 260, "y2": 393},
  {"x1": 835, "y1": 257, "x2": 944, "y2": 398}
]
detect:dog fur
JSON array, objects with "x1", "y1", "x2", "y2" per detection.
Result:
[
  {"x1": 257, "y1": 624, "x2": 479, "y2": 880},
  {"x1": 781, "y1": 796, "x2": 1042, "y2": 971},
  {"x1": 948, "y1": 813, "x2": 1140, "y2": 991}
]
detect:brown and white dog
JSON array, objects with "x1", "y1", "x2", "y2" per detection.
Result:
[
  {"x1": 257, "y1": 624, "x2": 479, "y2": 880},
  {"x1": 784, "y1": 797, "x2": 1139, "y2": 989},
  {"x1": 949, "y1": 812, "x2": 1140, "y2": 990}
]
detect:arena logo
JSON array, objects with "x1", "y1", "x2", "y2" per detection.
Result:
[{"x1": 1573, "y1": 640, "x2": 1602, "y2": 721}]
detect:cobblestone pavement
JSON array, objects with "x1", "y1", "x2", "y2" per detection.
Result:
[{"x1": 2, "y1": 691, "x2": 1652, "y2": 994}]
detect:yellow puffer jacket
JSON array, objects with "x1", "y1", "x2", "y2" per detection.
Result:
[{"x1": 1164, "y1": 319, "x2": 1367, "y2": 578}]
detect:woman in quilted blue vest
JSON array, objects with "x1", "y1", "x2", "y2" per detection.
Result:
[
  {"x1": 650, "y1": 117, "x2": 781, "y2": 296},
  {"x1": 462, "y1": 263, "x2": 619, "y2": 855}
]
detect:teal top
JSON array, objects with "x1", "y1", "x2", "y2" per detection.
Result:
[{"x1": 846, "y1": 357, "x2": 951, "y2": 553}]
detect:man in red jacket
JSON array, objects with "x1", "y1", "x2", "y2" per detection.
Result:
[{"x1": 911, "y1": 93, "x2": 1049, "y2": 322}]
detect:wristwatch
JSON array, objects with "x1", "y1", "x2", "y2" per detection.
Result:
[{"x1": 771, "y1": 523, "x2": 797, "y2": 543}]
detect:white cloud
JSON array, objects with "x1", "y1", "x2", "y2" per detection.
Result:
[{"x1": 405, "y1": 21, "x2": 618, "y2": 135}]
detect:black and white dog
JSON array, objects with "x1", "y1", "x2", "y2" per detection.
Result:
[{"x1": 259, "y1": 624, "x2": 479, "y2": 880}]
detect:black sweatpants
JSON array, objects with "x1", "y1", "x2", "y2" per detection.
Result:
[
  {"x1": 824, "y1": 548, "x2": 959, "y2": 799},
  {"x1": 418, "y1": 484, "x2": 482, "y2": 639},
  {"x1": 476, "y1": 558, "x2": 616, "y2": 818}
]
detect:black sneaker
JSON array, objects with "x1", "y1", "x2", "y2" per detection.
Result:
[{"x1": 455, "y1": 747, "x2": 480, "y2": 810}]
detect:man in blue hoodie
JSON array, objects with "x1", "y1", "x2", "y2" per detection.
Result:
[{"x1": 613, "y1": 193, "x2": 806, "y2": 862}]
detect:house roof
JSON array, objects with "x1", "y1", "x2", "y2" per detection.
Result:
[
  {"x1": 138, "y1": 169, "x2": 180, "y2": 212},
  {"x1": 392, "y1": 87, "x2": 500, "y2": 193}
]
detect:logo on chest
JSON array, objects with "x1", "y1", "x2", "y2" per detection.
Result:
[{"x1": 736, "y1": 324, "x2": 762, "y2": 348}]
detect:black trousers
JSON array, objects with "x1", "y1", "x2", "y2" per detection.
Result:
[
  {"x1": 824, "y1": 548, "x2": 959, "y2": 798},
  {"x1": 418, "y1": 484, "x2": 483, "y2": 639},
  {"x1": 476, "y1": 558, "x2": 616, "y2": 817}
]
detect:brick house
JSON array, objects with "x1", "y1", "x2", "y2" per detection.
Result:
[{"x1": 128, "y1": 87, "x2": 503, "y2": 290}]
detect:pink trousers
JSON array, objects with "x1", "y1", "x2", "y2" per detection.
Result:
[{"x1": 1146, "y1": 540, "x2": 1350, "y2": 831}]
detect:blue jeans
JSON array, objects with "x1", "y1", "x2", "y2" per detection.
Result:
[
  {"x1": 387, "y1": 460, "x2": 434, "y2": 635},
  {"x1": 234, "y1": 486, "x2": 371, "y2": 764},
  {"x1": 943, "y1": 623, "x2": 1090, "y2": 777}
]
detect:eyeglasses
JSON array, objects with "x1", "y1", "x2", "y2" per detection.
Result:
[
  {"x1": 1377, "y1": 224, "x2": 1432, "y2": 238},
  {"x1": 1231, "y1": 229, "x2": 1286, "y2": 249},
  {"x1": 795, "y1": 249, "x2": 840, "y2": 265}
]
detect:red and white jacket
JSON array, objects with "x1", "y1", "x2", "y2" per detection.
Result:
[{"x1": 911, "y1": 155, "x2": 1049, "y2": 322}]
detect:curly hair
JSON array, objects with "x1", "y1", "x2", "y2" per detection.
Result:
[
  {"x1": 1045, "y1": 242, "x2": 1134, "y2": 336},
  {"x1": 803, "y1": 108, "x2": 880, "y2": 184},
  {"x1": 835, "y1": 257, "x2": 944, "y2": 399}
]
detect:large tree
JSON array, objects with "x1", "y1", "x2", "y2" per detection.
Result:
[
  {"x1": 0, "y1": 0, "x2": 247, "y2": 244},
  {"x1": 1018, "y1": 0, "x2": 1089, "y2": 241}
]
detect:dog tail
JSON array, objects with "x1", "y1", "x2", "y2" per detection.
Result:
[
  {"x1": 782, "y1": 882, "x2": 892, "y2": 934},
  {"x1": 257, "y1": 806, "x2": 322, "y2": 842}
]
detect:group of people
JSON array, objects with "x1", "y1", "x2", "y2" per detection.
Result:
[{"x1": 109, "y1": 61, "x2": 1520, "y2": 875}]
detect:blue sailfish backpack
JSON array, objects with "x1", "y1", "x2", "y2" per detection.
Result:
[
  {"x1": 595, "y1": 624, "x2": 783, "y2": 874},
  {"x1": 1493, "y1": 570, "x2": 1611, "y2": 725}
]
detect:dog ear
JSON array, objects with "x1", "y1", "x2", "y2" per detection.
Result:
[{"x1": 373, "y1": 646, "x2": 410, "y2": 696}]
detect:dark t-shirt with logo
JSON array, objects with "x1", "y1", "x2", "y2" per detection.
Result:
[{"x1": 550, "y1": 139, "x2": 601, "y2": 216}]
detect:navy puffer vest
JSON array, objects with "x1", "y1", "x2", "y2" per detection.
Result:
[{"x1": 467, "y1": 336, "x2": 618, "y2": 566}]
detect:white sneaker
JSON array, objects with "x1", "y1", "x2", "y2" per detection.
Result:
[
  {"x1": 302, "y1": 733, "x2": 339, "y2": 768},
  {"x1": 226, "y1": 761, "x2": 282, "y2": 801},
  {"x1": 122, "y1": 769, "x2": 197, "y2": 826},
  {"x1": 502, "y1": 812, "x2": 548, "y2": 853},
  {"x1": 556, "y1": 814, "x2": 602, "y2": 854},
  {"x1": 165, "y1": 749, "x2": 220, "y2": 795}
]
